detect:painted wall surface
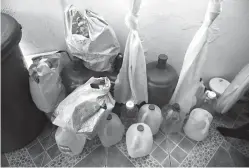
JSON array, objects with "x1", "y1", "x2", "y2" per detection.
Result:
[{"x1": 2, "y1": 0, "x2": 249, "y2": 81}]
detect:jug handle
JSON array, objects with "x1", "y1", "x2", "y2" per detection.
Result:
[
  {"x1": 201, "y1": 117, "x2": 210, "y2": 135},
  {"x1": 131, "y1": 136, "x2": 140, "y2": 151},
  {"x1": 140, "y1": 112, "x2": 148, "y2": 123}
]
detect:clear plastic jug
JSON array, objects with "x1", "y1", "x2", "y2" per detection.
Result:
[
  {"x1": 98, "y1": 113, "x2": 125, "y2": 147},
  {"x1": 183, "y1": 108, "x2": 213, "y2": 141},
  {"x1": 137, "y1": 104, "x2": 162, "y2": 135},
  {"x1": 55, "y1": 127, "x2": 86, "y2": 156},
  {"x1": 126, "y1": 123, "x2": 153, "y2": 158}
]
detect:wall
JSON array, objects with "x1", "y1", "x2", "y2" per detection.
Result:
[{"x1": 2, "y1": 0, "x2": 249, "y2": 82}]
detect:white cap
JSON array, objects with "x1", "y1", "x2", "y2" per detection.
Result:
[
  {"x1": 126, "y1": 101, "x2": 134, "y2": 110},
  {"x1": 206, "y1": 91, "x2": 216, "y2": 99}
]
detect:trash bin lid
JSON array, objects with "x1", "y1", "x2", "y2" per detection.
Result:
[
  {"x1": 1, "y1": 13, "x2": 22, "y2": 62},
  {"x1": 209, "y1": 77, "x2": 230, "y2": 96}
]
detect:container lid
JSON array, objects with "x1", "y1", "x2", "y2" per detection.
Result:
[
  {"x1": 206, "y1": 91, "x2": 216, "y2": 99},
  {"x1": 149, "y1": 104, "x2": 155, "y2": 110},
  {"x1": 157, "y1": 54, "x2": 168, "y2": 69},
  {"x1": 107, "y1": 114, "x2": 112, "y2": 120},
  {"x1": 1, "y1": 13, "x2": 22, "y2": 62},
  {"x1": 126, "y1": 101, "x2": 135, "y2": 110},
  {"x1": 209, "y1": 78, "x2": 230, "y2": 96},
  {"x1": 137, "y1": 125, "x2": 144, "y2": 132}
]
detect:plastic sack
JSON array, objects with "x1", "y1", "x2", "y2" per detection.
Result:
[
  {"x1": 29, "y1": 57, "x2": 66, "y2": 114},
  {"x1": 52, "y1": 77, "x2": 115, "y2": 140},
  {"x1": 169, "y1": 0, "x2": 222, "y2": 116},
  {"x1": 63, "y1": 1, "x2": 120, "y2": 72},
  {"x1": 114, "y1": 0, "x2": 148, "y2": 104},
  {"x1": 215, "y1": 64, "x2": 249, "y2": 114}
]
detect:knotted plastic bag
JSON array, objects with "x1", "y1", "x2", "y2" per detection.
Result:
[
  {"x1": 52, "y1": 77, "x2": 115, "y2": 140},
  {"x1": 114, "y1": 0, "x2": 148, "y2": 105},
  {"x1": 215, "y1": 64, "x2": 249, "y2": 114},
  {"x1": 169, "y1": 0, "x2": 223, "y2": 116},
  {"x1": 63, "y1": 0, "x2": 120, "y2": 72}
]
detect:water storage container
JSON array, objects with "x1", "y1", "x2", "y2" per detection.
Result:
[
  {"x1": 147, "y1": 54, "x2": 178, "y2": 107},
  {"x1": 120, "y1": 101, "x2": 139, "y2": 128},
  {"x1": 137, "y1": 104, "x2": 162, "y2": 135},
  {"x1": 98, "y1": 113, "x2": 125, "y2": 147},
  {"x1": 126, "y1": 123, "x2": 153, "y2": 158}
]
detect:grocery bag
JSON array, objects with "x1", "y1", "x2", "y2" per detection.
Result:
[
  {"x1": 53, "y1": 77, "x2": 115, "y2": 140},
  {"x1": 63, "y1": 1, "x2": 120, "y2": 72},
  {"x1": 215, "y1": 64, "x2": 249, "y2": 114},
  {"x1": 29, "y1": 56, "x2": 66, "y2": 115},
  {"x1": 114, "y1": 0, "x2": 148, "y2": 104},
  {"x1": 169, "y1": 0, "x2": 223, "y2": 116}
]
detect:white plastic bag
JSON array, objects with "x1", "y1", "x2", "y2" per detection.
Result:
[
  {"x1": 114, "y1": 0, "x2": 148, "y2": 104},
  {"x1": 169, "y1": 0, "x2": 223, "y2": 116},
  {"x1": 29, "y1": 57, "x2": 66, "y2": 114},
  {"x1": 53, "y1": 77, "x2": 115, "y2": 140},
  {"x1": 63, "y1": 1, "x2": 120, "y2": 72},
  {"x1": 215, "y1": 64, "x2": 249, "y2": 114}
]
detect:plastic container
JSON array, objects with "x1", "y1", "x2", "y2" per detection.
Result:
[
  {"x1": 160, "y1": 103, "x2": 181, "y2": 134},
  {"x1": 147, "y1": 54, "x2": 178, "y2": 108},
  {"x1": 126, "y1": 123, "x2": 153, "y2": 158},
  {"x1": 55, "y1": 127, "x2": 86, "y2": 156},
  {"x1": 199, "y1": 91, "x2": 217, "y2": 115},
  {"x1": 98, "y1": 113, "x2": 125, "y2": 147},
  {"x1": 61, "y1": 53, "x2": 123, "y2": 95},
  {"x1": 137, "y1": 104, "x2": 162, "y2": 135},
  {"x1": 209, "y1": 77, "x2": 230, "y2": 97},
  {"x1": 120, "y1": 101, "x2": 139, "y2": 129},
  {"x1": 1, "y1": 13, "x2": 47, "y2": 153},
  {"x1": 183, "y1": 108, "x2": 213, "y2": 141}
]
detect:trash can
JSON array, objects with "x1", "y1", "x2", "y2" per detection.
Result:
[{"x1": 1, "y1": 13, "x2": 47, "y2": 153}]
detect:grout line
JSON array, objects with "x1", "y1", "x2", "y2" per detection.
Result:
[
  {"x1": 204, "y1": 140, "x2": 223, "y2": 167},
  {"x1": 44, "y1": 153, "x2": 63, "y2": 167},
  {"x1": 4, "y1": 154, "x2": 11, "y2": 167},
  {"x1": 25, "y1": 148, "x2": 37, "y2": 167},
  {"x1": 37, "y1": 136, "x2": 52, "y2": 161}
]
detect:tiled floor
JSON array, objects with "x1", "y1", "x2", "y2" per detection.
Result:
[{"x1": 1, "y1": 102, "x2": 249, "y2": 167}]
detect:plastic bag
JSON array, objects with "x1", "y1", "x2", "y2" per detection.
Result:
[
  {"x1": 215, "y1": 64, "x2": 249, "y2": 114},
  {"x1": 114, "y1": 0, "x2": 148, "y2": 104},
  {"x1": 53, "y1": 77, "x2": 115, "y2": 140},
  {"x1": 169, "y1": 0, "x2": 222, "y2": 116},
  {"x1": 63, "y1": 1, "x2": 120, "y2": 72},
  {"x1": 29, "y1": 56, "x2": 66, "y2": 115}
]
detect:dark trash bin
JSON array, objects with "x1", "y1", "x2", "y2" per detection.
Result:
[{"x1": 1, "y1": 13, "x2": 47, "y2": 153}]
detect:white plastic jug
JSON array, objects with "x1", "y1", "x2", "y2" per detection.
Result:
[
  {"x1": 183, "y1": 108, "x2": 213, "y2": 141},
  {"x1": 55, "y1": 127, "x2": 86, "y2": 156},
  {"x1": 137, "y1": 104, "x2": 162, "y2": 135},
  {"x1": 126, "y1": 123, "x2": 153, "y2": 158},
  {"x1": 98, "y1": 113, "x2": 125, "y2": 147}
]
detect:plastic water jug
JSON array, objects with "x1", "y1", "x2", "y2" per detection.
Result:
[
  {"x1": 147, "y1": 54, "x2": 178, "y2": 107},
  {"x1": 137, "y1": 104, "x2": 162, "y2": 135},
  {"x1": 55, "y1": 127, "x2": 86, "y2": 156},
  {"x1": 183, "y1": 108, "x2": 213, "y2": 141},
  {"x1": 98, "y1": 113, "x2": 125, "y2": 147},
  {"x1": 126, "y1": 123, "x2": 153, "y2": 158},
  {"x1": 120, "y1": 101, "x2": 139, "y2": 129}
]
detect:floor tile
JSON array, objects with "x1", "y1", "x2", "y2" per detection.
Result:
[
  {"x1": 151, "y1": 146, "x2": 168, "y2": 163},
  {"x1": 220, "y1": 115, "x2": 234, "y2": 128},
  {"x1": 27, "y1": 141, "x2": 44, "y2": 159},
  {"x1": 1, "y1": 154, "x2": 9, "y2": 167},
  {"x1": 221, "y1": 140, "x2": 231, "y2": 151},
  {"x1": 234, "y1": 115, "x2": 248, "y2": 127},
  {"x1": 162, "y1": 156, "x2": 179, "y2": 167},
  {"x1": 159, "y1": 138, "x2": 176, "y2": 153},
  {"x1": 207, "y1": 146, "x2": 234, "y2": 167},
  {"x1": 47, "y1": 144, "x2": 61, "y2": 160},
  {"x1": 38, "y1": 121, "x2": 57, "y2": 141},
  {"x1": 107, "y1": 146, "x2": 135, "y2": 167},
  {"x1": 168, "y1": 132, "x2": 184, "y2": 144},
  {"x1": 178, "y1": 137, "x2": 195, "y2": 153},
  {"x1": 229, "y1": 146, "x2": 249, "y2": 167},
  {"x1": 40, "y1": 131, "x2": 56, "y2": 150},
  {"x1": 25, "y1": 138, "x2": 38, "y2": 149},
  {"x1": 5, "y1": 148, "x2": 35, "y2": 167},
  {"x1": 171, "y1": 146, "x2": 187, "y2": 164},
  {"x1": 33, "y1": 152, "x2": 51, "y2": 167},
  {"x1": 153, "y1": 131, "x2": 166, "y2": 145},
  {"x1": 150, "y1": 142, "x2": 158, "y2": 154}
]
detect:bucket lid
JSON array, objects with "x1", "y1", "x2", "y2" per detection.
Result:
[
  {"x1": 1, "y1": 13, "x2": 22, "y2": 62},
  {"x1": 209, "y1": 78, "x2": 230, "y2": 96}
]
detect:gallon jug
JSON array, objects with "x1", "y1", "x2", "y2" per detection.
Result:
[
  {"x1": 137, "y1": 104, "x2": 162, "y2": 135},
  {"x1": 55, "y1": 127, "x2": 86, "y2": 156},
  {"x1": 126, "y1": 123, "x2": 153, "y2": 158},
  {"x1": 147, "y1": 54, "x2": 178, "y2": 108},
  {"x1": 183, "y1": 108, "x2": 213, "y2": 141},
  {"x1": 98, "y1": 113, "x2": 125, "y2": 147}
]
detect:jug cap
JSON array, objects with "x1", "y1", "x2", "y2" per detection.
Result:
[
  {"x1": 149, "y1": 104, "x2": 155, "y2": 110},
  {"x1": 137, "y1": 125, "x2": 144, "y2": 132},
  {"x1": 157, "y1": 54, "x2": 168, "y2": 69},
  {"x1": 126, "y1": 101, "x2": 135, "y2": 110},
  {"x1": 207, "y1": 91, "x2": 216, "y2": 99},
  {"x1": 172, "y1": 103, "x2": 180, "y2": 112},
  {"x1": 107, "y1": 114, "x2": 112, "y2": 120}
]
